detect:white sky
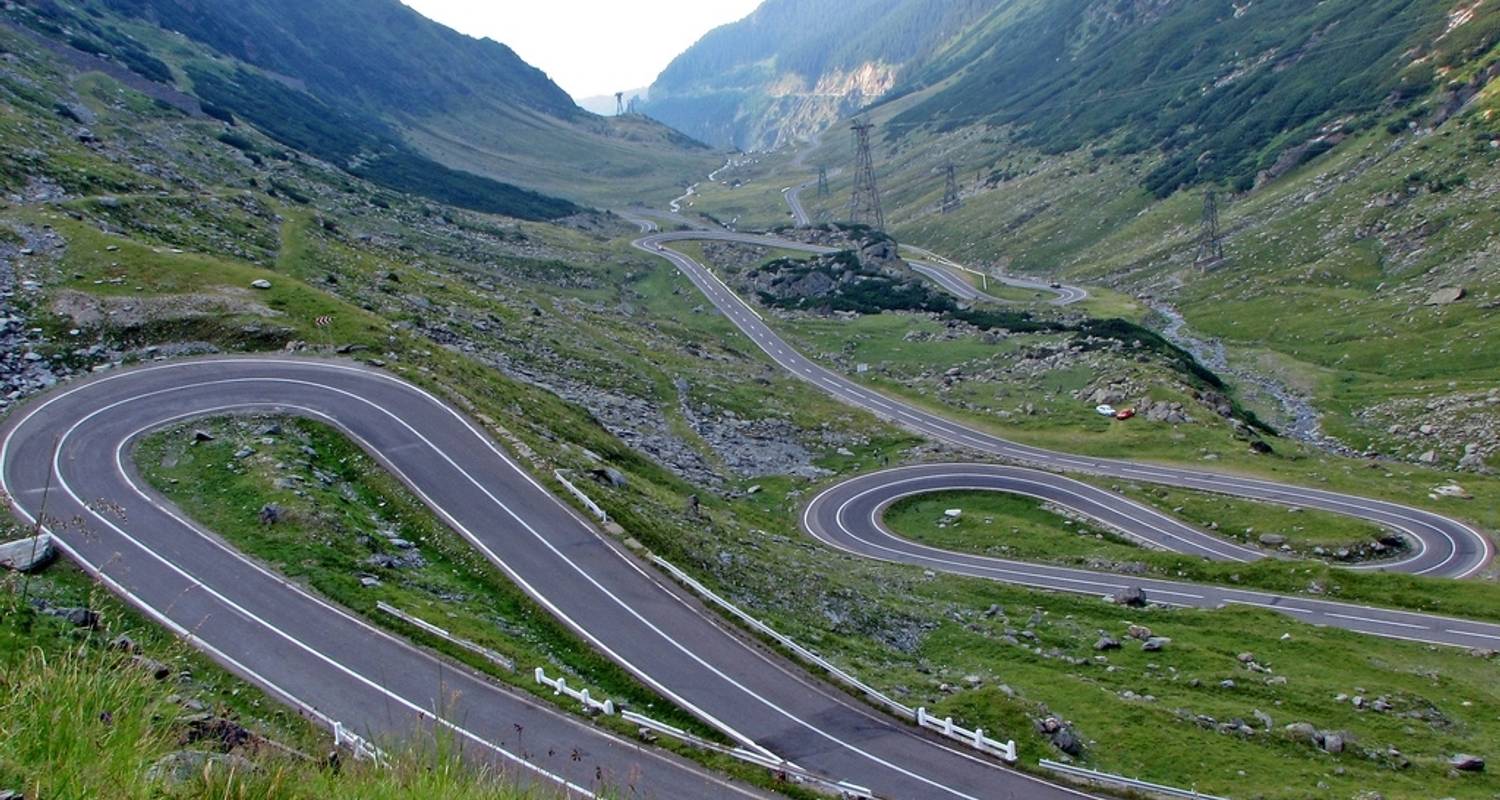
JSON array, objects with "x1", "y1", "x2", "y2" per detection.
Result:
[{"x1": 400, "y1": 0, "x2": 762, "y2": 100}]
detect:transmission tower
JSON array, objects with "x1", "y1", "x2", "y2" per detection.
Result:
[
  {"x1": 615, "y1": 92, "x2": 625, "y2": 116},
  {"x1": 940, "y1": 162, "x2": 961, "y2": 214},
  {"x1": 816, "y1": 165, "x2": 830, "y2": 197},
  {"x1": 848, "y1": 119, "x2": 884, "y2": 230},
  {"x1": 1194, "y1": 188, "x2": 1225, "y2": 270}
]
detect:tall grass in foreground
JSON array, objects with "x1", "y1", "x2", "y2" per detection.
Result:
[{"x1": 0, "y1": 623, "x2": 562, "y2": 799}]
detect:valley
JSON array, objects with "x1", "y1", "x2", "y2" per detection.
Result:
[{"x1": 3, "y1": 2, "x2": 1500, "y2": 800}]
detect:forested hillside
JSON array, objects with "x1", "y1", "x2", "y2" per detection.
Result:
[{"x1": 889, "y1": 0, "x2": 1500, "y2": 196}]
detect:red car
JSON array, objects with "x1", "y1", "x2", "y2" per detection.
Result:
[{"x1": 1115, "y1": 408, "x2": 1136, "y2": 420}]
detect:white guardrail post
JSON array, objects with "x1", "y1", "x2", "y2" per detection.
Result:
[
  {"x1": 332, "y1": 721, "x2": 386, "y2": 763},
  {"x1": 533, "y1": 666, "x2": 616, "y2": 716}
]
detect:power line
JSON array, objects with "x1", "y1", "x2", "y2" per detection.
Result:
[
  {"x1": 849, "y1": 119, "x2": 884, "y2": 230},
  {"x1": 1195, "y1": 188, "x2": 1225, "y2": 271},
  {"x1": 940, "y1": 162, "x2": 961, "y2": 214},
  {"x1": 816, "y1": 165, "x2": 830, "y2": 197}
]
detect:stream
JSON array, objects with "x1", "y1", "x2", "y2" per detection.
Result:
[{"x1": 1152, "y1": 304, "x2": 1352, "y2": 454}]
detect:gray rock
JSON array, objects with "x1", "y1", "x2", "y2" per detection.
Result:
[
  {"x1": 43, "y1": 606, "x2": 98, "y2": 629},
  {"x1": 1112, "y1": 586, "x2": 1147, "y2": 607},
  {"x1": 1320, "y1": 732, "x2": 1345, "y2": 754},
  {"x1": 1425, "y1": 286, "x2": 1465, "y2": 305},
  {"x1": 591, "y1": 467, "x2": 628, "y2": 488},
  {"x1": 1142, "y1": 637, "x2": 1171, "y2": 652},
  {"x1": 258, "y1": 504, "x2": 282, "y2": 525},
  {"x1": 250, "y1": 279, "x2": 272, "y2": 290},
  {"x1": 1450, "y1": 753, "x2": 1485, "y2": 771},
  {"x1": 0, "y1": 534, "x2": 55, "y2": 572},
  {"x1": 192, "y1": 429, "x2": 215, "y2": 442},
  {"x1": 1285, "y1": 722, "x2": 1318, "y2": 741},
  {"x1": 1257, "y1": 533, "x2": 1287, "y2": 546},
  {"x1": 1093, "y1": 636, "x2": 1121, "y2": 651},
  {"x1": 147, "y1": 751, "x2": 258, "y2": 785}
]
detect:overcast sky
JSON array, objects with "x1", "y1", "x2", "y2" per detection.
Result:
[{"x1": 400, "y1": 0, "x2": 762, "y2": 100}]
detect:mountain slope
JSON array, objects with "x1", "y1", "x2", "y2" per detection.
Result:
[
  {"x1": 37, "y1": 0, "x2": 717, "y2": 209},
  {"x1": 640, "y1": 0, "x2": 993, "y2": 150},
  {"x1": 102, "y1": 0, "x2": 577, "y2": 120},
  {"x1": 887, "y1": 0, "x2": 1485, "y2": 196},
  {"x1": 684, "y1": 0, "x2": 1500, "y2": 467}
]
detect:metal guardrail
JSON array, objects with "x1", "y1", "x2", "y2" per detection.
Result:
[
  {"x1": 651, "y1": 555, "x2": 1017, "y2": 764},
  {"x1": 622, "y1": 710, "x2": 874, "y2": 799},
  {"x1": 553, "y1": 469, "x2": 610, "y2": 523},
  {"x1": 534, "y1": 667, "x2": 616, "y2": 716},
  {"x1": 376, "y1": 601, "x2": 515, "y2": 671},
  {"x1": 1040, "y1": 760, "x2": 1226, "y2": 799}
]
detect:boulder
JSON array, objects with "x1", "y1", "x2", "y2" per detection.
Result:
[
  {"x1": 1450, "y1": 754, "x2": 1485, "y2": 772},
  {"x1": 1425, "y1": 286, "x2": 1465, "y2": 305},
  {"x1": 250, "y1": 279, "x2": 272, "y2": 290},
  {"x1": 1257, "y1": 533, "x2": 1287, "y2": 547},
  {"x1": 43, "y1": 605, "x2": 98, "y2": 629},
  {"x1": 0, "y1": 534, "x2": 56, "y2": 573},
  {"x1": 590, "y1": 467, "x2": 628, "y2": 488},
  {"x1": 1142, "y1": 637, "x2": 1171, "y2": 652},
  {"x1": 1112, "y1": 586, "x2": 1147, "y2": 607},
  {"x1": 147, "y1": 751, "x2": 258, "y2": 786},
  {"x1": 1284, "y1": 722, "x2": 1318, "y2": 742},
  {"x1": 1093, "y1": 636, "x2": 1122, "y2": 651}
]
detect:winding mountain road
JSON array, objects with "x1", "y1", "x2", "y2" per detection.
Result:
[
  {"x1": 0, "y1": 358, "x2": 1096, "y2": 800},
  {"x1": 0, "y1": 212, "x2": 1491, "y2": 800},
  {"x1": 633, "y1": 228, "x2": 1497, "y2": 651}
]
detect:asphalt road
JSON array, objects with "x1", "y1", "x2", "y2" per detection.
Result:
[
  {"x1": 633, "y1": 230, "x2": 1498, "y2": 648},
  {"x1": 1, "y1": 357, "x2": 1098, "y2": 800}
]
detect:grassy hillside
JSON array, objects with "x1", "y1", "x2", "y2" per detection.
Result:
[
  {"x1": 9, "y1": 0, "x2": 718, "y2": 214},
  {"x1": 0, "y1": 561, "x2": 547, "y2": 799},
  {"x1": 685, "y1": 0, "x2": 1500, "y2": 467}
]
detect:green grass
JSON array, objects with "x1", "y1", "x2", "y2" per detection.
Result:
[
  {"x1": 884, "y1": 490, "x2": 1153, "y2": 564},
  {"x1": 135, "y1": 415, "x2": 712, "y2": 737},
  {"x1": 0, "y1": 563, "x2": 557, "y2": 799},
  {"x1": 1104, "y1": 481, "x2": 1397, "y2": 557}
]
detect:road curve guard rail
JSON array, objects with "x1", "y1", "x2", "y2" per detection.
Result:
[
  {"x1": 376, "y1": 601, "x2": 515, "y2": 672},
  {"x1": 651, "y1": 554, "x2": 1018, "y2": 764},
  {"x1": 1040, "y1": 760, "x2": 1226, "y2": 800},
  {"x1": 332, "y1": 720, "x2": 386, "y2": 763},
  {"x1": 533, "y1": 667, "x2": 617, "y2": 716},
  {"x1": 553, "y1": 469, "x2": 610, "y2": 524},
  {"x1": 915, "y1": 707, "x2": 1017, "y2": 762}
]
